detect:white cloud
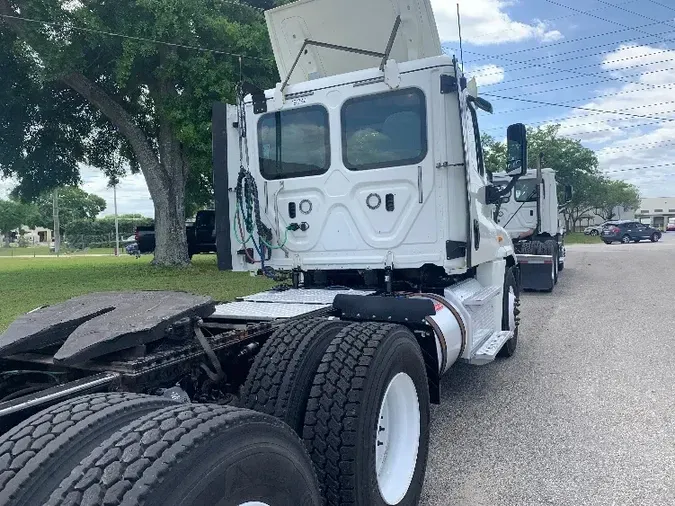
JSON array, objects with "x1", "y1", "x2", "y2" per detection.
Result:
[
  {"x1": 431, "y1": 0, "x2": 563, "y2": 45},
  {"x1": 467, "y1": 63, "x2": 506, "y2": 86},
  {"x1": 554, "y1": 44, "x2": 675, "y2": 197},
  {"x1": 80, "y1": 166, "x2": 154, "y2": 218}
]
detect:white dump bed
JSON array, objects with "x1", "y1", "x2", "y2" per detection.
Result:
[{"x1": 265, "y1": 0, "x2": 442, "y2": 84}]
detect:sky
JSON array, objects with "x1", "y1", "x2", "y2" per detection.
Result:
[
  {"x1": 434, "y1": 0, "x2": 675, "y2": 199},
  {"x1": 2, "y1": 0, "x2": 675, "y2": 215}
]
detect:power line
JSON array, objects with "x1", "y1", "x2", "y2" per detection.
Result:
[
  {"x1": 462, "y1": 0, "x2": 638, "y2": 47},
  {"x1": 482, "y1": 93, "x2": 675, "y2": 122},
  {"x1": 486, "y1": 62, "x2": 675, "y2": 94},
  {"x1": 0, "y1": 13, "x2": 272, "y2": 62},
  {"x1": 464, "y1": 47, "x2": 673, "y2": 97},
  {"x1": 486, "y1": 101, "x2": 675, "y2": 131},
  {"x1": 465, "y1": 20, "x2": 668, "y2": 64},
  {"x1": 646, "y1": 0, "x2": 675, "y2": 14},
  {"x1": 473, "y1": 39, "x2": 675, "y2": 79},
  {"x1": 603, "y1": 162, "x2": 675, "y2": 174},
  {"x1": 596, "y1": 139, "x2": 675, "y2": 154}
]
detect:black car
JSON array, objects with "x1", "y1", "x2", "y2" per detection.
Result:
[{"x1": 601, "y1": 221, "x2": 661, "y2": 244}]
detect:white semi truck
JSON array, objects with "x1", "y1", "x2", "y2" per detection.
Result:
[
  {"x1": 0, "y1": 1, "x2": 530, "y2": 505},
  {"x1": 492, "y1": 168, "x2": 573, "y2": 292}
]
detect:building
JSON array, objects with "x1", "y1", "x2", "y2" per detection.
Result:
[
  {"x1": 0, "y1": 227, "x2": 53, "y2": 246},
  {"x1": 634, "y1": 198, "x2": 675, "y2": 229}
]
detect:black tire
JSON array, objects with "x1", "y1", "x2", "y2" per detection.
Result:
[
  {"x1": 622, "y1": 234, "x2": 631, "y2": 244},
  {"x1": 0, "y1": 393, "x2": 176, "y2": 506},
  {"x1": 498, "y1": 266, "x2": 520, "y2": 358},
  {"x1": 651, "y1": 233, "x2": 660, "y2": 242},
  {"x1": 47, "y1": 404, "x2": 321, "y2": 506},
  {"x1": 603, "y1": 240, "x2": 612, "y2": 245},
  {"x1": 544, "y1": 240, "x2": 559, "y2": 284},
  {"x1": 590, "y1": 229, "x2": 599, "y2": 236},
  {"x1": 240, "y1": 317, "x2": 348, "y2": 434},
  {"x1": 303, "y1": 322, "x2": 430, "y2": 506}
]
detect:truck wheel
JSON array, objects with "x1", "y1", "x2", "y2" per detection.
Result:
[
  {"x1": 544, "y1": 240, "x2": 559, "y2": 284},
  {"x1": 303, "y1": 322, "x2": 430, "y2": 506},
  {"x1": 47, "y1": 404, "x2": 321, "y2": 506},
  {"x1": 498, "y1": 266, "x2": 520, "y2": 358},
  {"x1": 240, "y1": 317, "x2": 348, "y2": 435},
  {"x1": 0, "y1": 393, "x2": 175, "y2": 506}
]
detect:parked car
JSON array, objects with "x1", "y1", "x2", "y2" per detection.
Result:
[
  {"x1": 136, "y1": 210, "x2": 216, "y2": 258},
  {"x1": 601, "y1": 221, "x2": 661, "y2": 244},
  {"x1": 584, "y1": 221, "x2": 619, "y2": 236},
  {"x1": 667, "y1": 222, "x2": 675, "y2": 232}
]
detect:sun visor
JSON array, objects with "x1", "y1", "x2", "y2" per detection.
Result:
[{"x1": 265, "y1": 0, "x2": 442, "y2": 86}]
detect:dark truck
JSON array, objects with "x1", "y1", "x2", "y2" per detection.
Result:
[{"x1": 135, "y1": 209, "x2": 216, "y2": 258}]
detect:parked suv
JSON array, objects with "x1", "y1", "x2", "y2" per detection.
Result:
[{"x1": 602, "y1": 221, "x2": 661, "y2": 244}]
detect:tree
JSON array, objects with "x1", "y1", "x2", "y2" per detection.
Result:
[
  {"x1": 0, "y1": 199, "x2": 35, "y2": 247},
  {"x1": 29, "y1": 187, "x2": 107, "y2": 235},
  {"x1": 594, "y1": 179, "x2": 641, "y2": 221},
  {"x1": 0, "y1": 0, "x2": 277, "y2": 265}
]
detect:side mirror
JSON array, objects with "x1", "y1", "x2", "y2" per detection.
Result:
[
  {"x1": 564, "y1": 184, "x2": 573, "y2": 202},
  {"x1": 506, "y1": 123, "x2": 528, "y2": 177}
]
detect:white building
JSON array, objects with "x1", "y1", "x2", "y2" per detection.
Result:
[{"x1": 634, "y1": 198, "x2": 675, "y2": 229}]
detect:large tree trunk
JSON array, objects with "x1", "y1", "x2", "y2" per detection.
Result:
[
  {"x1": 60, "y1": 72, "x2": 190, "y2": 266},
  {"x1": 0, "y1": 1, "x2": 190, "y2": 266}
]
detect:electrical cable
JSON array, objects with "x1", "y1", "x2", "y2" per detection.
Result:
[
  {"x1": 481, "y1": 94, "x2": 675, "y2": 122},
  {"x1": 464, "y1": 20, "x2": 670, "y2": 64},
  {"x1": 0, "y1": 13, "x2": 273, "y2": 62},
  {"x1": 462, "y1": 0, "x2": 640, "y2": 56},
  {"x1": 485, "y1": 102, "x2": 675, "y2": 132},
  {"x1": 474, "y1": 47, "x2": 675, "y2": 81}
]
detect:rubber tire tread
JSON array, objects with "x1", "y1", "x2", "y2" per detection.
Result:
[
  {"x1": 498, "y1": 266, "x2": 520, "y2": 358},
  {"x1": 0, "y1": 392, "x2": 176, "y2": 506},
  {"x1": 303, "y1": 322, "x2": 430, "y2": 506},
  {"x1": 240, "y1": 317, "x2": 347, "y2": 434},
  {"x1": 47, "y1": 404, "x2": 321, "y2": 506},
  {"x1": 544, "y1": 240, "x2": 559, "y2": 284}
]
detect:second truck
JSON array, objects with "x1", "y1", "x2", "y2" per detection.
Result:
[{"x1": 492, "y1": 167, "x2": 573, "y2": 292}]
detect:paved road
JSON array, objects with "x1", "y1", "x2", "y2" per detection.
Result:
[{"x1": 421, "y1": 233, "x2": 675, "y2": 506}]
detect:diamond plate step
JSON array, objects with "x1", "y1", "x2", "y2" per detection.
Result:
[
  {"x1": 464, "y1": 285, "x2": 501, "y2": 306},
  {"x1": 470, "y1": 330, "x2": 513, "y2": 365}
]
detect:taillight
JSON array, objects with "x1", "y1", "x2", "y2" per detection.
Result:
[
  {"x1": 135, "y1": 230, "x2": 140, "y2": 241},
  {"x1": 612, "y1": 227, "x2": 620, "y2": 233}
]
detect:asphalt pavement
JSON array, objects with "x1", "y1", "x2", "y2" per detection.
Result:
[{"x1": 421, "y1": 233, "x2": 675, "y2": 506}]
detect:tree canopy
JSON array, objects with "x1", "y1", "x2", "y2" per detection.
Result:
[
  {"x1": 0, "y1": 0, "x2": 278, "y2": 265},
  {"x1": 0, "y1": 199, "x2": 36, "y2": 246},
  {"x1": 483, "y1": 124, "x2": 641, "y2": 229},
  {"x1": 29, "y1": 187, "x2": 107, "y2": 233}
]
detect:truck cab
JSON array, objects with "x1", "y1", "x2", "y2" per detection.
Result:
[{"x1": 491, "y1": 168, "x2": 571, "y2": 292}]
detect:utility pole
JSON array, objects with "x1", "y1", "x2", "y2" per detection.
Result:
[
  {"x1": 113, "y1": 183, "x2": 120, "y2": 256},
  {"x1": 52, "y1": 189, "x2": 60, "y2": 256}
]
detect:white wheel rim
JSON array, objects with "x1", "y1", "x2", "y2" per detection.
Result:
[
  {"x1": 508, "y1": 287, "x2": 516, "y2": 331},
  {"x1": 375, "y1": 372, "x2": 420, "y2": 505}
]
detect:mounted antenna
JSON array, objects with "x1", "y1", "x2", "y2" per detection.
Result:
[{"x1": 457, "y1": 4, "x2": 465, "y2": 72}]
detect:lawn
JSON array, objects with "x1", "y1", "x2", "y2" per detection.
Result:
[
  {"x1": 565, "y1": 232, "x2": 603, "y2": 244},
  {"x1": 0, "y1": 247, "x2": 116, "y2": 257},
  {"x1": 0, "y1": 255, "x2": 275, "y2": 332}
]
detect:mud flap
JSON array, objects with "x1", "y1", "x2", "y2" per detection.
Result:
[{"x1": 517, "y1": 254, "x2": 555, "y2": 292}]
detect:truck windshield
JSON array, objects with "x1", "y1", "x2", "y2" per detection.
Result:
[
  {"x1": 258, "y1": 105, "x2": 330, "y2": 180},
  {"x1": 514, "y1": 180, "x2": 538, "y2": 202}
]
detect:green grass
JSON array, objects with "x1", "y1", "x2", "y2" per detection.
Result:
[
  {"x1": 0, "y1": 247, "x2": 116, "y2": 257},
  {"x1": 565, "y1": 232, "x2": 603, "y2": 244},
  {"x1": 0, "y1": 255, "x2": 275, "y2": 332}
]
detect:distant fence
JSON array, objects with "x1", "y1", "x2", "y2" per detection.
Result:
[{"x1": 0, "y1": 234, "x2": 136, "y2": 257}]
